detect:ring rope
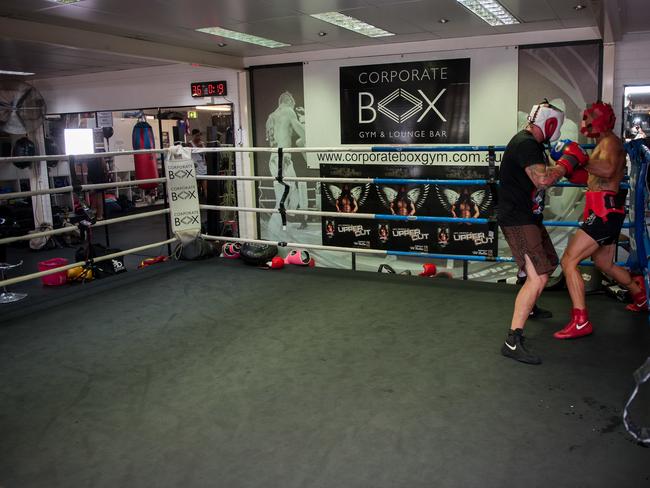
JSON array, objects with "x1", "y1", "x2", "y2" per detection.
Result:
[
  {"x1": 197, "y1": 174, "x2": 626, "y2": 188},
  {"x1": 0, "y1": 237, "x2": 178, "y2": 289},
  {"x1": 0, "y1": 177, "x2": 167, "y2": 201},
  {"x1": 0, "y1": 209, "x2": 171, "y2": 246},
  {"x1": 623, "y1": 359, "x2": 650, "y2": 445},
  {"x1": 200, "y1": 234, "x2": 623, "y2": 267},
  {"x1": 198, "y1": 204, "x2": 631, "y2": 229},
  {"x1": 0, "y1": 143, "x2": 600, "y2": 165}
]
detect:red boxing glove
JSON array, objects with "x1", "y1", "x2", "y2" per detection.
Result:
[
  {"x1": 419, "y1": 263, "x2": 437, "y2": 277},
  {"x1": 267, "y1": 256, "x2": 285, "y2": 269},
  {"x1": 551, "y1": 140, "x2": 589, "y2": 176},
  {"x1": 567, "y1": 167, "x2": 589, "y2": 185}
]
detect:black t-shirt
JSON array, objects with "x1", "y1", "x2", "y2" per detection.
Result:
[{"x1": 497, "y1": 130, "x2": 548, "y2": 226}]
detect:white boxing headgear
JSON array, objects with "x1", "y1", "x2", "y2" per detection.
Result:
[{"x1": 527, "y1": 99, "x2": 565, "y2": 143}]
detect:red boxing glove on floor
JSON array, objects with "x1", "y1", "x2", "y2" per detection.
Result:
[
  {"x1": 419, "y1": 263, "x2": 437, "y2": 277},
  {"x1": 268, "y1": 256, "x2": 285, "y2": 269}
]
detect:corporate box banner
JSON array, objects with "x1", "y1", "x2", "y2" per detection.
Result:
[
  {"x1": 320, "y1": 164, "x2": 497, "y2": 257},
  {"x1": 340, "y1": 58, "x2": 470, "y2": 144}
]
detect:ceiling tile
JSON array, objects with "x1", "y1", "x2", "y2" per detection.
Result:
[
  {"x1": 228, "y1": 14, "x2": 390, "y2": 46},
  {"x1": 337, "y1": 6, "x2": 424, "y2": 34},
  {"x1": 276, "y1": 0, "x2": 369, "y2": 15},
  {"x1": 498, "y1": 0, "x2": 556, "y2": 22},
  {"x1": 621, "y1": 0, "x2": 649, "y2": 33}
]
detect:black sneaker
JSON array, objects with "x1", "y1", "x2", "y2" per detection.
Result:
[
  {"x1": 529, "y1": 304, "x2": 552, "y2": 319},
  {"x1": 501, "y1": 329, "x2": 542, "y2": 365}
]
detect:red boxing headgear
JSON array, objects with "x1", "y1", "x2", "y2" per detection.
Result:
[
  {"x1": 284, "y1": 249, "x2": 315, "y2": 267},
  {"x1": 580, "y1": 102, "x2": 615, "y2": 138}
]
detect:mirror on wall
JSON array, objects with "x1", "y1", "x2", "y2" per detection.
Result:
[{"x1": 623, "y1": 86, "x2": 650, "y2": 142}]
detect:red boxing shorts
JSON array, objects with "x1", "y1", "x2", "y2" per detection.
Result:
[{"x1": 581, "y1": 190, "x2": 627, "y2": 246}]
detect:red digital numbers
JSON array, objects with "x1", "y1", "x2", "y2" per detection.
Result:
[{"x1": 191, "y1": 81, "x2": 227, "y2": 98}]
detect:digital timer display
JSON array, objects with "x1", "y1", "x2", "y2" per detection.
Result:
[{"x1": 191, "y1": 81, "x2": 227, "y2": 98}]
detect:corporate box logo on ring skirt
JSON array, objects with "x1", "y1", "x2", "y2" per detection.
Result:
[{"x1": 340, "y1": 58, "x2": 470, "y2": 144}]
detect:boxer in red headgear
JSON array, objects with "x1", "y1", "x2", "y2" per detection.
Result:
[{"x1": 553, "y1": 101, "x2": 646, "y2": 341}]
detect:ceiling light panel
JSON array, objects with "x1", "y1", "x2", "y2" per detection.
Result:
[
  {"x1": 456, "y1": 0, "x2": 520, "y2": 26},
  {"x1": 0, "y1": 70, "x2": 35, "y2": 76},
  {"x1": 310, "y1": 12, "x2": 395, "y2": 38},
  {"x1": 195, "y1": 27, "x2": 290, "y2": 48}
]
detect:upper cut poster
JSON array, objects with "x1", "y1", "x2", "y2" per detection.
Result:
[{"x1": 340, "y1": 58, "x2": 470, "y2": 144}]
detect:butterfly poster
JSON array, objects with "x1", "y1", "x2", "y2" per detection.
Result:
[{"x1": 320, "y1": 164, "x2": 497, "y2": 256}]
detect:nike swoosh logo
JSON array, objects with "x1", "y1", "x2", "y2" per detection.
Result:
[
  {"x1": 505, "y1": 342, "x2": 517, "y2": 351},
  {"x1": 576, "y1": 322, "x2": 589, "y2": 330}
]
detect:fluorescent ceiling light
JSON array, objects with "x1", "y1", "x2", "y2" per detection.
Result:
[
  {"x1": 310, "y1": 12, "x2": 395, "y2": 38},
  {"x1": 47, "y1": 0, "x2": 82, "y2": 4},
  {"x1": 195, "y1": 27, "x2": 289, "y2": 48},
  {"x1": 0, "y1": 70, "x2": 35, "y2": 76},
  {"x1": 195, "y1": 106, "x2": 231, "y2": 112},
  {"x1": 456, "y1": 0, "x2": 520, "y2": 26}
]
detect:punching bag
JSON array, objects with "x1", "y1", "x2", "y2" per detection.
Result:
[
  {"x1": 132, "y1": 121, "x2": 158, "y2": 189},
  {"x1": 12, "y1": 137, "x2": 36, "y2": 169},
  {"x1": 44, "y1": 137, "x2": 60, "y2": 168}
]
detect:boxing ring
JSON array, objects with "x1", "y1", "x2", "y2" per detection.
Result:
[{"x1": 0, "y1": 143, "x2": 649, "y2": 487}]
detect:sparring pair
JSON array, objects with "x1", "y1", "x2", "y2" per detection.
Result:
[{"x1": 498, "y1": 99, "x2": 645, "y2": 365}]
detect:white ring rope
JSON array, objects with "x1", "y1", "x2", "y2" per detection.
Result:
[
  {"x1": 199, "y1": 175, "x2": 372, "y2": 184},
  {"x1": 0, "y1": 145, "x2": 501, "y2": 165},
  {"x1": 200, "y1": 204, "x2": 373, "y2": 221},
  {"x1": 0, "y1": 209, "x2": 170, "y2": 246},
  {"x1": 0, "y1": 186, "x2": 74, "y2": 200},
  {"x1": 0, "y1": 237, "x2": 179, "y2": 288},
  {"x1": 0, "y1": 177, "x2": 167, "y2": 201},
  {"x1": 201, "y1": 234, "x2": 386, "y2": 257}
]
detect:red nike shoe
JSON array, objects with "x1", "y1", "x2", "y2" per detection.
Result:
[
  {"x1": 553, "y1": 308, "x2": 593, "y2": 339},
  {"x1": 626, "y1": 276, "x2": 648, "y2": 312}
]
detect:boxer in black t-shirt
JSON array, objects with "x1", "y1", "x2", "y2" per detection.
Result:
[{"x1": 497, "y1": 99, "x2": 570, "y2": 365}]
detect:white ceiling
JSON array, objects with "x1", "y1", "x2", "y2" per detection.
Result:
[
  {"x1": 0, "y1": 0, "x2": 646, "y2": 79},
  {"x1": 0, "y1": 39, "x2": 166, "y2": 78}
]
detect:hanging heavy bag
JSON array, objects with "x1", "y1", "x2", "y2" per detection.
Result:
[
  {"x1": 44, "y1": 137, "x2": 60, "y2": 168},
  {"x1": 132, "y1": 121, "x2": 158, "y2": 189},
  {"x1": 12, "y1": 137, "x2": 35, "y2": 169}
]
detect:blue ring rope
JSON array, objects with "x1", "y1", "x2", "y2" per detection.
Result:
[{"x1": 371, "y1": 213, "x2": 632, "y2": 229}]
